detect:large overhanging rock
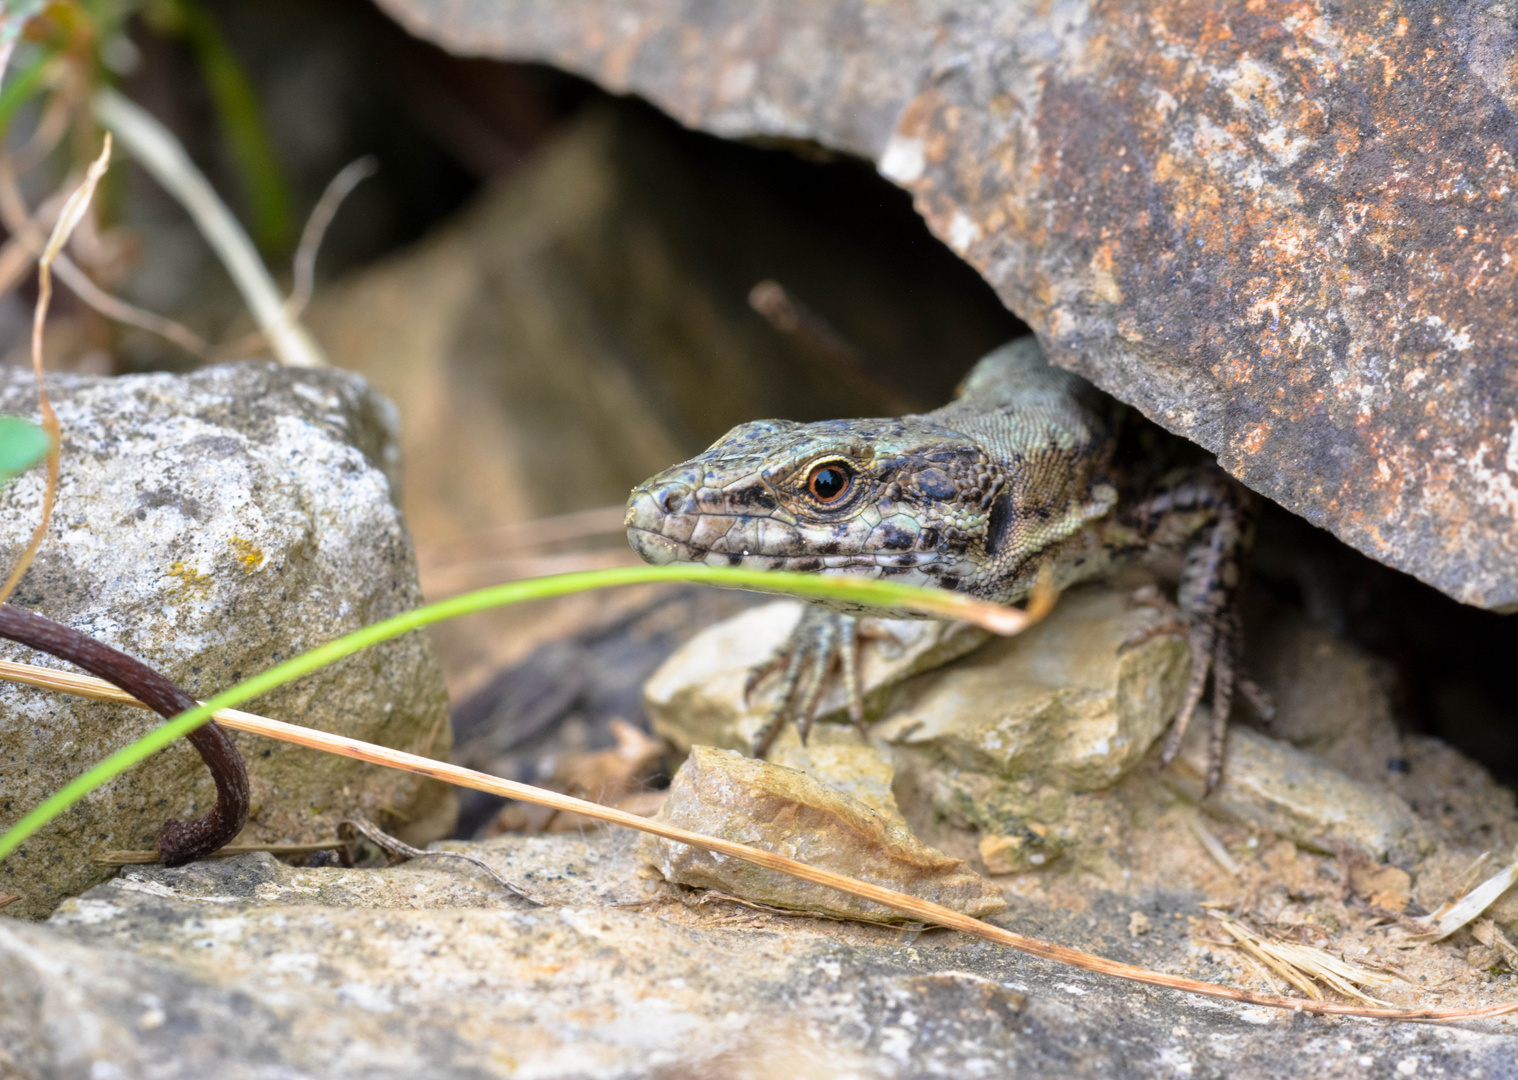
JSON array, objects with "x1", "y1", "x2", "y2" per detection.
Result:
[{"x1": 378, "y1": 0, "x2": 1518, "y2": 610}]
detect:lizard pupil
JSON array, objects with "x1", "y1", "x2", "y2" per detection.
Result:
[{"x1": 808, "y1": 464, "x2": 852, "y2": 502}]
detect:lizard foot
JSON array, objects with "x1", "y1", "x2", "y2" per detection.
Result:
[
  {"x1": 1122, "y1": 584, "x2": 1275, "y2": 723},
  {"x1": 1119, "y1": 499, "x2": 1267, "y2": 796},
  {"x1": 745, "y1": 606, "x2": 867, "y2": 757},
  {"x1": 1157, "y1": 609, "x2": 1241, "y2": 796},
  {"x1": 1122, "y1": 585, "x2": 1237, "y2": 788}
]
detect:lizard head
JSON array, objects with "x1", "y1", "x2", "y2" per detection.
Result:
[{"x1": 625, "y1": 415, "x2": 1008, "y2": 596}]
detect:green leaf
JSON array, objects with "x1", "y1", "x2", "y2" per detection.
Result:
[
  {"x1": 0, "y1": 415, "x2": 49, "y2": 482},
  {"x1": 174, "y1": 0, "x2": 295, "y2": 253}
]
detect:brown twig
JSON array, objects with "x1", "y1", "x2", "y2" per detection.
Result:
[
  {"x1": 748, "y1": 279, "x2": 924, "y2": 414},
  {"x1": 3, "y1": 657, "x2": 1514, "y2": 1022},
  {"x1": 0, "y1": 608, "x2": 248, "y2": 865},
  {"x1": 339, "y1": 815, "x2": 541, "y2": 904}
]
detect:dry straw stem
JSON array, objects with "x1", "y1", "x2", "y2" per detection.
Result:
[
  {"x1": 1, "y1": 657, "x2": 1514, "y2": 1023},
  {"x1": 92, "y1": 87, "x2": 326, "y2": 368},
  {"x1": 287, "y1": 156, "x2": 376, "y2": 319},
  {"x1": 0, "y1": 135, "x2": 111, "y2": 607},
  {"x1": 417, "y1": 504, "x2": 631, "y2": 567},
  {"x1": 214, "y1": 155, "x2": 378, "y2": 360}
]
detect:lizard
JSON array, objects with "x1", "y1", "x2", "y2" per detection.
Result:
[{"x1": 624, "y1": 337, "x2": 1264, "y2": 793}]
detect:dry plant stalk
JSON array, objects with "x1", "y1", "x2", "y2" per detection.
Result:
[
  {"x1": 1212, "y1": 917, "x2": 1401, "y2": 1006},
  {"x1": 2, "y1": 657, "x2": 1515, "y2": 1023},
  {"x1": 0, "y1": 135, "x2": 111, "y2": 607},
  {"x1": 93, "y1": 88, "x2": 326, "y2": 368},
  {"x1": 96, "y1": 841, "x2": 342, "y2": 866},
  {"x1": 212, "y1": 155, "x2": 378, "y2": 361}
]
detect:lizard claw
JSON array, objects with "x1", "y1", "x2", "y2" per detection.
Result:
[
  {"x1": 1157, "y1": 610, "x2": 1240, "y2": 796},
  {"x1": 749, "y1": 607, "x2": 867, "y2": 757},
  {"x1": 1135, "y1": 473, "x2": 1258, "y2": 796}
]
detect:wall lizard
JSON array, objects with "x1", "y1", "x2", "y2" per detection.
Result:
[{"x1": 625, "y1": 338, "x2": 1265, "y2": 792}]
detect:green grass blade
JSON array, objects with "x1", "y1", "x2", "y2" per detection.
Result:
[
  {"x1": 0, "y1": 564, "x2": 1027, "y2": 863},
  {"x1": 176, "y1": 0, "x2": 294, "y2": 252},
  {"x1": 0, "y1": 45, "x2": 54, "y2": 131}
]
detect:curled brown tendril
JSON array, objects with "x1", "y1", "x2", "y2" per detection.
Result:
[{"x1": 0, "y1": 603, "x2": 249, "y2": 865}]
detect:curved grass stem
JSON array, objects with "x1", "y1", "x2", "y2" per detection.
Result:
[{"x1": 0, "y1": 563, "x2": 1044, "y2": 863}]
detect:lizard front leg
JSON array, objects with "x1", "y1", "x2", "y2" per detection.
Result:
[
  {"x1": 1123, "y1": 469, "x2": 1258, "y2": 794},
  {"x1": 745, "y1": 606, "x2": 867, "y2": 757}
]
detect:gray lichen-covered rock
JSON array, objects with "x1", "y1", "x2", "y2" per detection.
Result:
[
  {"x1": 377, "y1": 0, "x2": 1518, "y2": 610},
  {"x1": 0, "y1": 362, "x2": 453, "y2": 919},
  {"x1": 3, "y1": 836, "x2": 1516, "y2": 1079}
]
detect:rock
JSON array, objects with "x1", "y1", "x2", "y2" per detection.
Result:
[
  {"x1": 643, "y1": 598, "x2": 986, "y2": 753},
  {"x1": 643, "y1": 581, "x2": 1456, "y2": 870},
  {"x1": 877, "y1": 587, "x2": 1189, "y2": 799},
  {"x1": 641, "y1": 745, "x2": 1006, "y2": 922},
  {"x1": 1248, "y1": 606, "x2": 1406, "y2": 788},
  {"x1": 646, "y1": 584, "x2": 1188, "y2": 843},
  {"x1": 377, "y1": 0, "x2": 1518, "y2": 611},
  {"x1": 0, "y1": 362, "x2": 452, "y2": 919},
  {"x1": 1347, "y1": 862, "x2": 1413, "y2": 913},
  {"x1": 3, "y1": 833, "x2": 1516, "y2": 1079},
  {"x1": 1166, "y1": 716, "x2": 1430, "y2": 865}
]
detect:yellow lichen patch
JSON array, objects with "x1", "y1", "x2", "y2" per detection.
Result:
[
  {"x1": 229, "y1": 536, "x2": 265, "y2": 574},
  {"x1": 166, "y1": 560, "x2": 213, "y2": 598}
]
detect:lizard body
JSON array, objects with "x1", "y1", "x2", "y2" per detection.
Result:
[{"x1": 626, "y1": 338, "x2": 1259, "y2": 790}]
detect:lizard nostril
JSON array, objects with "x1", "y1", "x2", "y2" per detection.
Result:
[{"x1": 656, "y1": 486, "x2": 686, "y2": 515}]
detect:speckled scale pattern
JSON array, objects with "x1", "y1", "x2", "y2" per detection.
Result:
[{"x1": 626, "y1": 336, "x2": 1258, "y2": 780}]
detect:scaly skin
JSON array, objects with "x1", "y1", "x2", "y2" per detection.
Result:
[{"x1": 626, "y1": 338, "x2": 1260, "y2": 792}]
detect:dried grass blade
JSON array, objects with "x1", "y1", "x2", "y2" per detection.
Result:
[
  {"x1": 0, "y1": 135, "x2": 110, "y2": 606},
  {"x1": 1409, "y1": 855, "x2": 1518, "y2": 941}
]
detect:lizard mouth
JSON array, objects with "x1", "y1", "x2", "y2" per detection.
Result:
[
  {"x1": 626, "y1": 523, "x2": 952, "y2": 579},
  {"x1": 625, "y1": 487, "x2": 968, "y2": 582}
]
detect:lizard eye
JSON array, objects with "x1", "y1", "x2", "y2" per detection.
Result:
[{"x1": 806, "y1": 461, "x2": 854, "y2": 503}]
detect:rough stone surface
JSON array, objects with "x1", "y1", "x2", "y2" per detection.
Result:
[
  {"x1": 643, "y1": 598, "x2": 986, "y2": 753},
  {"x1": 643, "y1": 745, "x2": 1006, "y2": 923},
  {"x1": 3, "y1": 836, "x2": 1516, "y2": 1079},
  {"x1": 876, "y1": 587, "x2": 1189, "y2": 799},
  {"x1": 1167, "y1": 715, "x2": 1430, "y2": 865},
  {"x1": 0, "y1": 362, "x2": 453, "y2": 919},
  {"x1": 638, "y1": 582, "x2": 1451, "y2": 871},
  {"x1": 378, "y1": 0, "x2": 1518, "y2": 610}
]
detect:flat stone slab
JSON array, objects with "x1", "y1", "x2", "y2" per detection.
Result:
[
  {"x1": 377, "y1": 0, "x2": 1518, "y2": 609},
  {"x1": 4, "y1": 835, "x2": 1517, "y2": 1078}
]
